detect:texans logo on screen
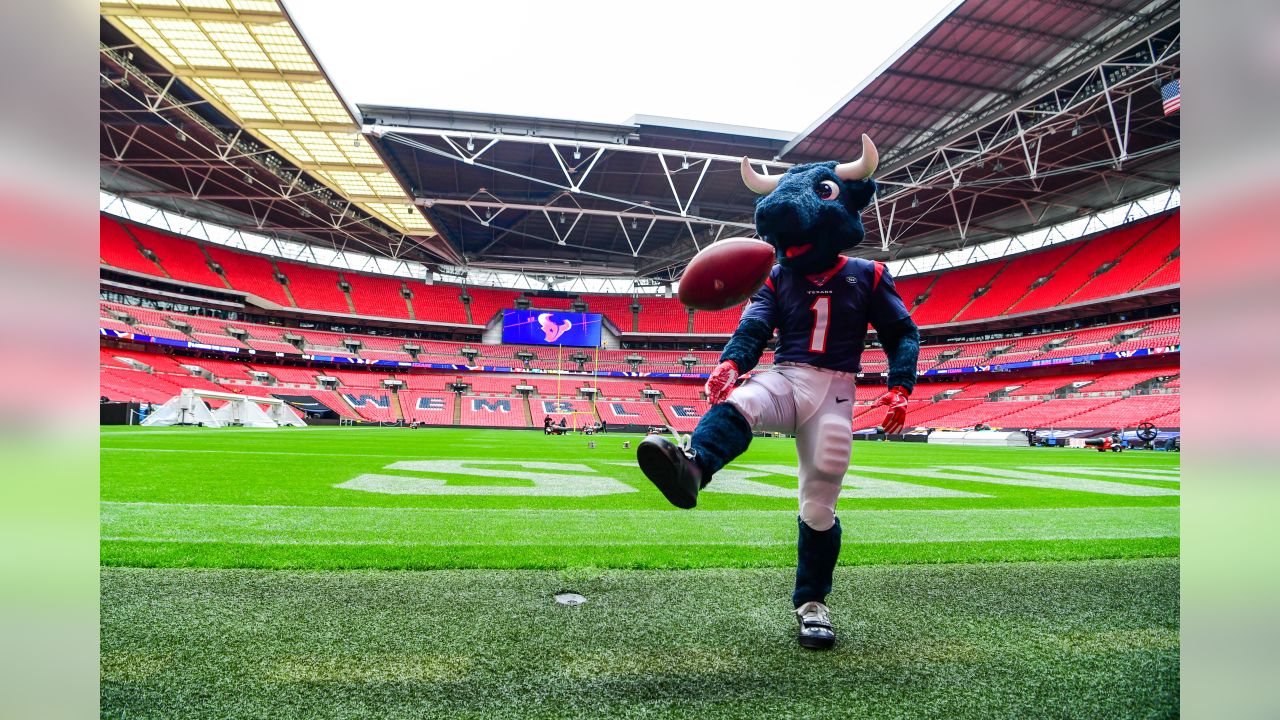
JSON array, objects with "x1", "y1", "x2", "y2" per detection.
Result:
[{"x1": 538, "y1": 313, "x2": 572, "y2": 343}]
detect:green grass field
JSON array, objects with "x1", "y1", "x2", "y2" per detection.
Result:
[{"x1": 101, "y1": 426, "x2": 1180, "y2": 718}]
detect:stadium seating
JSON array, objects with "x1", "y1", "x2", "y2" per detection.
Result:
[
  {"x1": 908, "y1": 260, "x2": 1007, "y2": 326},
  {"x1": 99, "y1": 317, "x2": 135, "y2": 334},
  {"x1": 248, "y1": 365, "x2": 322, "y2": 385},
  {"x1": 930, "y1": 379, "x2": 1014, "y2": 399},
  {"x1": 985, "y1": 397, "x2": 1120, "y2": 428},
  {"x1": 345, "y1": 272, "x2": 411, "y2": 319},
  {"x1": 1008, "y1": 222, "x2": 1149, "y2": 312},
  {"x1": 596, "y1": 400, "x2": 666, "y2": 426},
  {"x1": 951, "y1": 243, "x2": 1080, "y2": 322},
  {"x1": 691, "y1": 306, "x2": 743, "y2": 334},
  {"x1": 1138, "y1": 252, "x2": 1179, "y2": 289},
  {"x1": 533, "y1": 397, "x2": 593, "y2": 418},
  {"x1": 523, "y1": 295, "x2": 575, "y2": 310},
  {"x1": 586, "y1": 296, "x2": 636, "y2": 332},
  {"x1": 464, "y1": 286, "x2": 520, "y2": 325},
  {"x1": 400, "y1": 392, "x2": 455, "y2": 425},
  {"x1": 1069, "y1": 214, "x2": 1179, "y2": 303},
  {"x1": 1005, "y1": 373, "x2": 1101, "y2": 397},
  {"x1": 1061, "y1": 394, "x2": 1181, "y2": 428},
  {"x1": 102, "y1": 347, "x2": 189, "y2": 374},
  {"x1": 99, "y1": 299, "x2": 1181, "y2": 385},
  {"x1": 339, "y1": 390, "x2": 398, "y2": 422},
  {"x1": 891, "y1": 273, "x2": 934, "y2": 311},
  {"x1": 461, "y1": 374, "x2": 521, "y2": 395},
  {"x1": 203, "y1": 245, "x2": 293, "y2": 307},
  {"x1": 591, "y1": 379, "x2": 654, "y2": 399},
  {"x1": 327, "y1": 370, "x2": 387, "y2": 388},
  {"x1": 460, "y1": 395, "x2": 527, "y2": 427},
  {"x1": 276, "y1": 261, "x2": 350, "y2": 314},
  {"x1": 658, "y1": 399, "x2": 709, "y2": 432},
  {"x1": 99, "y1": 364, "x2": 226, "y2": 403},
  {"x1": 636, "y1": 296, "x2": 690, "y2": 333},
  {"x1": 106, "y1": 210, "x2": 1177, "y2": 329},
  {"x1": 646, "y1": 382, "x2": 704, "y2": 400},
  {"x1": 280, "y1": 389, "x2": 362, "y2": 420},
  {"x1": 397, "y1": 374, "x2": 458, "y2": 391},
  {"x1": 409, "y1": 283, "x2": 470, "y2": 325},
  {"x1": 101, "y1": 333, "x2": 1180, "y2": 429},
  {"x1": 129, "y1": 225, "x2": 226, "y2": 288},
  {"x1": 1074, "y1": 369, "x2": 1166, "y2": 394},
  {"x1": 101, "y1": 216, "x2": 164, "y2": 277}
]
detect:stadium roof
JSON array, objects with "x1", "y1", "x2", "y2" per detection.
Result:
[
  {"x1": 99, "y1": 0, "x2": 457, "y2": 264},
  {"x1": 100, "y1": 0, "x2": 1180, "y2": 282},
  {"x1": 783, "y1": 0, "x2": 1182, "y2": 263},
  {"x1": 361, "y1": 107, "x2": 793, "y2": 279}
]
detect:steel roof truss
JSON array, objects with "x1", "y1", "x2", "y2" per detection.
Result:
[
  {"x1": 873, "y1": 45, "x2": 1177, "y2": 235},
  {"x1": 657, "y1": 153, "x2": 711, "y2": 217},
  {"x1": 616, "y1": 215, "x2": 657, "y2": 257},
  {"x1": 388, "y1": 131, "x2": 763, "y2": 232}
]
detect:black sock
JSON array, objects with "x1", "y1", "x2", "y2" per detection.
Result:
[{"x1": 793, "y1": 516, "x2": 842, "y2": 607}]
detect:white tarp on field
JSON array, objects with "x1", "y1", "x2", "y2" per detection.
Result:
[
  {"x1": 143, "y1": 389, "x2": 306, "y2": 428},
  {"x1": 928, "y1": 430, "x2": 1027, "y2": 446},
  {"x1": 142, "y1": 394, "x2": 222, "y2": 428},
  {"x1": 267, "y1": 402, "x2": 307, "y2": 427},
  {"x1": 211, "y1": 398, "x2": 277, "y2": 428}
]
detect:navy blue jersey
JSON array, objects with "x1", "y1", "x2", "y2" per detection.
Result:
[{"x1": 738, "y1": 256, "x2": 912, "y2": 373}]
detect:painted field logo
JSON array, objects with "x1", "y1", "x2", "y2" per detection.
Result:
[
  {"x1": 336, "y1": 463, "x2": 1179, "y2": 498},
  {"x1": 338, "y1": 461, "x2": 636, "y2": 497}
]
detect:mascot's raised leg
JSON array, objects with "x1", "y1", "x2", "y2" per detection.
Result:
[
  {"x1": 637, "y1": 369, "x2": 794, "y2": 509},
  {"x1": 636, "y1": 403, "x2": 753, "y2": 509}
]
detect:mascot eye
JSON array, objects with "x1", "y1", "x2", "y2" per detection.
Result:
[{"x1": 816, "y1": 180, "x2": 840, "y2": 200}]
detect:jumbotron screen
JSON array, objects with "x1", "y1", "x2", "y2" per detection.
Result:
[{"x1": 501, "y1": 309, "x2": 603, "y2": 348}]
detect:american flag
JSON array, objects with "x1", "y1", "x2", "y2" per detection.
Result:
[{"x1": 1161, "y1": 79, "x2": 1180, "y2": 116}]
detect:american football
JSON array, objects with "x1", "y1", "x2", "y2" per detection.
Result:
[{"x1": 677, "y1": 237, "x2": 775, "y2": 311}]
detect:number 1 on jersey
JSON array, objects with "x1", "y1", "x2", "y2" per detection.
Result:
[{"x1": 809, "y1": 296, "x2": 830, "y2": 352}]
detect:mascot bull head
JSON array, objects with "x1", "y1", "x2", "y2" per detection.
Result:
[{"x1": 741, "y1": 134, "x2": 878, "y2": 274}]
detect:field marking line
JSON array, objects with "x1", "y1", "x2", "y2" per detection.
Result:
[
  {"x1": 101, "y1": 500, "x2": 790, "y2": 513},
  {"x1": 101, "y1": 448, "x2": 451, "y2": 459},
  {"x1": 99, "y1": 501, "x2": 1177, "y2": 516},
  {"x1": 99, "y1": 532, "x2": 1178, "y2": 547},
  {"x1": 101, "y1": 505, "x2": 1179, "y2": 547}
]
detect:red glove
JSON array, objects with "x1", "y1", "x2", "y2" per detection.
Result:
[
  {"x1": 873, "y1": 386, "x2": 911, "y2": 434},
  {"x1": 704, "y1": 360, "x2": 740, "y2": 404}
]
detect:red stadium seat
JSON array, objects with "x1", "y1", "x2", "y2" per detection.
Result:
[
  {"x1": 128, "y1": 224, "x2": 226, "y2": 288},
  {"x1": 101, "y1": 216, "x2": 165, "y2": 277}
]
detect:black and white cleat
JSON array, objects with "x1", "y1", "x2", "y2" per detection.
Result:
[
  {"x1": 796, "y1": 601, "x2": 836, "y2": 650},
  {"x1": 636, "y1": 435, "x2": 704, "y2": 509}
]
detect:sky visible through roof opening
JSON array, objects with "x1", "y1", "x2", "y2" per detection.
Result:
[{"x1": 286, "y1": 0, "x2": 959, "y2": 134}]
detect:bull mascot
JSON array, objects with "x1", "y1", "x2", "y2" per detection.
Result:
[{"x1": 637, "y1": 135, "x2": 920, "y2": 649}]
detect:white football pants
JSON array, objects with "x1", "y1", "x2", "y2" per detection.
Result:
[{"x1": 726, "y1": 362, "x2": 855, "y2": 531}]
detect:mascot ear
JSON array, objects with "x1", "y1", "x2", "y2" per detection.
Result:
[{"x1": 841, "y1": 178, "x2": 877, "y2": 213}]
